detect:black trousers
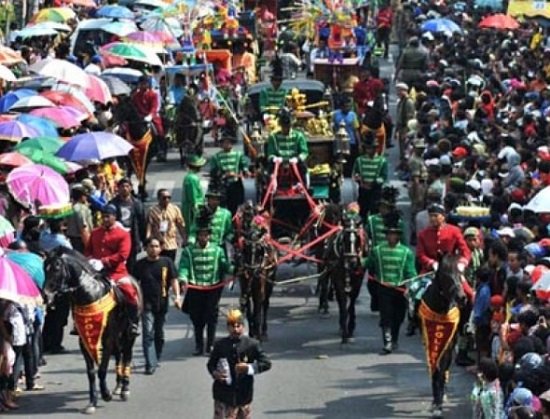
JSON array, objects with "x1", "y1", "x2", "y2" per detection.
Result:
[
  {"x1": 378, "y1": 285, "x2": 408, "y2": 342},
  {"x1": 127, "y1": 246, "x2": 138, "y2": 275},
  {"x1": 358, "y1": 184, "x2": 381, "y2": 220},
  {"x1": 11, "y1": 342, "x2": 35, "y2": 390},
  {"x1": 376, "y1": 27, "x2": 391, "y2": 58},
  {"x1": 224, "y1": 180, "x2": 244, "y2": 216},
  {"x1": 42, "y1": 296, "x2": 70, "y2": 352},
  {"x1": 185, "y1": 287, "x2": 223, "y2": 349},
  {"x1": 343, "y1": 144, "x2": 359, "y2": 178}
]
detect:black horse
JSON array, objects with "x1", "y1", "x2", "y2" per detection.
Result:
[
  {"x1": 43, "y1": 247, "x2": 142, "y2": 414},
  {"x1": 236, "y1": 207, "x2": 276, "y2": 341},
  {"x1": 320, "y1": 211, "x2": 365, "y2": 343},
  {"x1": 419, "y1": 255, "x2": 465, "y2": 419},
  {"x1": 174, "y1": 94, "x2": 204, "y2": 167},
  {"x1": 112, "y1": 96, "x2": 154, "y2": 200}
]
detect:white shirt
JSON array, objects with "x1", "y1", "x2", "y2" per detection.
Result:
[{"x1": 6, "y1": 305, "x2": 26, "y2": 346}]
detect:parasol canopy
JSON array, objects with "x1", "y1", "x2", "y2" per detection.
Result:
[
  {"x1": 85, "y1": 74, "x2": 113, "y2": 104},
  {"x1": 0, "y1": 152, "x2": 32, "y2": 167},
  {"x1": 0, "y1": 121, "x2": 40, "y2": 142},
  {"x1": 479, "y1": 14, "x2": 519, "y2": 30},
  {"x1": 9, "y1": 95, "x2": 56, "y2": 111},
  {"x1": 17, "y1": 148, "x2": 71, "y2": 175},
  {"x1": 30, "y1": 58, "x2": 89, "y2": 88},
  {"x1": 0, "y1": 46, "x2": 23, "y2": 65},
  {"x1": 56, "y1": 132, "x2": 134, "y2": 161},
  {"x1": 0, "y1": 89, "x2": 37, "y2": 113},
  {"x1": 6, "y1": 251, "x2": 45, "y2": 289},
  {"x1": 421, "y1": 18, "x2": 462, "y2": 34},
  {"x1": 99, "y1": 75, "x2": 132, "y2": 95},
  {"x1": 96, "y1": 4, "x2": 135, "y2": 19},
  {"x1": 101, "y1": 42, "x2": 164, "y2": 67},
  {"x1": 525, "y1": 186, "x2": 550, "y2": 213},
  {"x1": 0, "y1": 249, "x2": 42, "y2": 305},
  {"x1": 32, "y1": 7, "x2": 76, "y2": 23},
  {"x1": 0, "y1": 215, "x2": 15, "y2": 248},
  {"x1": 6, "y1": 164, "x2": 70, "y2": 208},
  {"x1": 0, "y1": 64, "x2": 17, "y2": 82},
  {"x1": 15, "y1": 136, "x2": 64, "y2": 154},
  {"x1": 16, "y1": 114, "x2": 60, "y2": 137},
  {"x1": 30, "y1": 107, "x2": 82, "y2": 129}
]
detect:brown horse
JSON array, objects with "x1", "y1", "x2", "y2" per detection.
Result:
[{"x1": 43, "y1": 247, "x2": 142, "y2": 414}]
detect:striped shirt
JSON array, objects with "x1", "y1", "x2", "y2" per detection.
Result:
[
  {"x1": 366, "y1": 214, "x2": 407, "y2": 248},
  {"x1": 209, "y1": 150, "x2": 249, "y2": 184},
  {"x1": 178, "y1": 242, "x2": 230, "y2": 286},
  {"x1": 266, "y1": 129, "x2": 309, "y2": 161},
  {"x1": 367, "y1": 242, "x2": 416, "y2": 287},
  {"x1": 352, "y1": 155, "x2": 387, "y2": 184},
  {"x1": 259, "y1": 87, "x2": 288, "y2": 113}
]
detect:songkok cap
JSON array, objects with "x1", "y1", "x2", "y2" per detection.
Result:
[
  {"x1": 428, "y1": 203, "x2": 446, "y2": 215},
  {"x1": 396, "y1": 82, "x2": 409, "y2": 91},
  {"x1": 101, "y1": 204, "x2": 117, "y2": 215}
]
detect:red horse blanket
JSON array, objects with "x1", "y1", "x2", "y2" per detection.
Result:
[
  {"x1": 73, "y1": 291, "x2": 117, "y2": 364},
  {"x1": 418, "y1": 300, "x2": 460, "y2": 375}
]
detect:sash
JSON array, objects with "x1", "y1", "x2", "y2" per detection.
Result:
[
  {"x1": 418, "y1": 300, "x2": 460, "y2": 376},
  {"x1": 73, "y1": 291, "x2": 117, "y2": 364},
  {"x1": 127, "y1": 130, "x2": 153, "y2": 186}
]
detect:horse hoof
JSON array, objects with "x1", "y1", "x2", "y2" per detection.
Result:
[
  {"x1": 101, "y1": 391, "x2": 112, "y2": 402},
  {"x1": 121, "y1": 391, "x2": 130, "y2": 401},
  {"x1": 112, "y1": 385, "x2": 122, "y2": 396},
  {"x1": 82, "y1": 405, "x2": 96, "y2": 415}
]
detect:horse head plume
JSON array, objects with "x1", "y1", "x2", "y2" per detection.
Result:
[{"x1": 383, "y1": 209, "x2": 402, "y2": 232}]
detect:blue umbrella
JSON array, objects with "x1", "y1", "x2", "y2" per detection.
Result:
[
  {"x1": 96, "y1": 5, "x2": 135, "y2": 20},
  {"x1": 0, "y1": 89, "x2": 37, "y2": 113},
  {"x1": 16, "y1": 114, "x2": 59, "y2": 137},
  {"x1": 56, "y1": 132, "x2": 134, "y2": 161},
  {"x1": 6, "y1": 251, "x2": 45, "y2": 289},
  {"x1": 421, "y1": 18, "x2": 462, "y2": 34}
]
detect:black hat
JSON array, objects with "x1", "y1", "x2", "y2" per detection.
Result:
[
  {"x1": 383, "y1": 210, "x2": 402, "y2": 233},
  {"x1": 278, "y1": 108, "x2": 292, "y2": 125},
  {"x1": 196, "y1": 205, "x2": 213, "y2": 232},
  {"x1": 427, "y1": 203, "x2": 446, "y2": 215},
  {"x1": 270, "y1": 56, "x2": 284, "y2": 81},
  {"x1": 380, "y1": 186, "x2": 399, "y2": 207},
  {"x1": 220, "y1": 128, "x2": 237, "y2": 143},
  {"x1": 205, "y1": 189, "x2": 222, "y2": 199},
  {"x1": 101, "y1": 204, "x2": 117, "y2": 216}
]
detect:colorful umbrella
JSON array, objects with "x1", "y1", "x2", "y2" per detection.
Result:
[
  {"x1": 56, "y1": 132, "x2": 133, "y2": 161},
  {"x1": 0, "y1": 89, "x2": 37, "y2": 113},
  {"x1": 99, "y1": 75, "x2": 132, "y2": 96},
  {"x1": 9, "y1": 95, "x2": 56, "y2": 111},
  {"x1": 28, "y1": 21, "x2": 72, "y2": 32},
  {"x1": 41, "y1": 90, "x2": 92, "y2": 114},
  {"x1": 30, "y1": 107, "x2": 81, "y2": 129},
  {"x1": 49, "y1": 85, "x2": 95, "y2": 113},
  {"x1": 533, "y1": 271, "x2": 550, "y2": 300},
  {"x1": 0, "y1": 121, "x2": 40, "y2": 142},
  {"x1": 101, "y1": 42, "x2": 164, "y2": 66},
  {"x1": 85, "y1": 74, "x2": 113, "y2": 104},
  {"x1": 6, "y1": 164, "x2": 70, "y2": 208},
  {"x1": 16, "y1": 115, "x2": 60, "y2": 137},
  {"x1": 6, "y1": 251, "x2": 45, "y2": 289},
  {"x1": 101, "y1": 20, "x2": 138, "y2": 37},
  {"x1": 96, "y1": 5, "x2": 134, "y2": 19},
  {"x1": 17, "y1": 148, "x2": 71, "y2": 175},
  {"x1": 421, "y1": 18, "x2": 462, "y2": 34},
  {"x1": 125, "y1": 31, "x2": 165, "y2": 51},
  {"x1": 32, "y1": 7, "x2": 76, "y2": 23},
  {"x1": 0, "y1": 249, "x2": 42, "y2": 305},
  {"x1": 0, "y1": 152, "x2": 32, "y2": 167},
  {"x1": 0, "y1": 215, "x2": 15, "y2": 248},
  {"x1": 15, "y1": 137, "x2": 64, "y2": 154},
  {"x1": 0, "y1": 46, "x2": 23, "y2": 65},
  {"x1": 30, "y1": 58, "x2": 89, "y2": 88},
  {"x1": 479, "y1": 14, "x2": 519, "y2": 30},
  {"x1": 101, "y1": 67, "x2": 143, "y2": 84},
  {"x1": 65, "y1": 0, "x2": 97, "y2": 7},
  {"x1": 140, "y1": 16, "x2": 182, "y2": 39},
  {"x1": 0, "y1": 64, "x2": 16, "y2": 82}
]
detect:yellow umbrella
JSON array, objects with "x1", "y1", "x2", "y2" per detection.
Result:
[{"x1": 33, "y1": 7, "x2": 76, "y2": 23}]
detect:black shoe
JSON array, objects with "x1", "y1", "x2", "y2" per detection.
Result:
[
  {"x1": 130, "y1": 323, "x2": 140, "y2": 337},
  {"x1": 192, "y1": 348, "x2": 203, "y2": 356},
  {"x1": 386, "y1": 142, "x2": 395, "y2": 148},
  {"x1": 205, "y1": 345, "x2": 213, "y2": 354},
  {"x1": 144, "y1": 367, "x2": 156, "y2": 375},
  {"x1": 70, "y1": 328, "x2": 78, "y2": 336},
  {"x1": 392, "y1": 341, "x2": 399, "y2": 351},
  {"x1": 49, "y1": 346, "x2": 66, "y2": 354}
]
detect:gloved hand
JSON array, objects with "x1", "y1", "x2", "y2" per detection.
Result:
[
  {"x1": 89, "y1": 259, "x2": 104, "y2": 272},
  {"x1": 144, "y1": 115, "x2": 153, "y2": 123},
  {"x1": 457, "y1": 262, "x2": 466, "y2": 273},
  {"x1": 432, "y1": 261, "x2": 439, "y2": 271},
  {"x1": 272, "y1": 156, "x2": 282, "y2": 164},
  {"x1": 289, "y1": 157, "x2": 298, "y2": 164}
]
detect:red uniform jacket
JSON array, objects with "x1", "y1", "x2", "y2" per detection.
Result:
[
  {"x1": 416, "y1": 224, "x2": 471, "y2": 273},
  {"x1": 353, "y1": 78, "x2": 385, "y2": 116},
  {"x1": 131, "y1": 88, "x2": 164, "y2": 137},
  {"x1": 86, "y1": 225, "x2": 131, "y2": 280}
]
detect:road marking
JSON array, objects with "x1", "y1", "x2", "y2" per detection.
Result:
[{"x1": 151, "y1": 180, "x2": 176, "y2": 197}]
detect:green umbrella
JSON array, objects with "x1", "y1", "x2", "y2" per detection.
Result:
[
  {"x1": 15, "y1": 137, "x2": 64, "y2": 154},
  {"x1": 102, "y1": 42, "x2": 163, "y2": 66},
  {"x1": 17, "y1": 148, "x2": 69, "y2": 175}
]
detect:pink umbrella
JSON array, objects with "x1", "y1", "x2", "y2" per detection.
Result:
[
  {"x1": 0, "y1": 152, "x2": 33, "y2": 167},
  {"x1": 0, "y1": 249, "x2": 42, "y2": 305},
  {"x1": 85, "y1": 74, "x2": 113, "y2": 104},
  {"x1": 59, "y1": 106, "x2": 88, "y2": 121},
  {"x1": 30, "y1": 107, "x2": 81, "y2": 129},
  {"x1": 126, "y1": 31, "x2": 163, "y2": 44},
  {"x1": 6, "y1": 163, "x2": 70, "y2": 209}
]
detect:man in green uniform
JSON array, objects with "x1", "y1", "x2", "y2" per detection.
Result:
[
  {"x1": 366, "y1": 186, "x2": 406, "y2": 249},
  {"x1": 266, "y1": 109, "x2": 309, "y2": 184},
  {"x1": 366, "y1": 211, "x2": 416, "y2": 354},
  {"x1": 181, "y1": 155, "x2": 206, "y2": 231},
  {"x1": 209, "y1": 133, "x2": 250, "y2": 215},
  {"x1": 259, "y1": 61, "x2": 287, "y2": 116},
  {"x1": 190, "y1": 190, "x2": 234, "y2": 250},
  {"x1": 352, "y1": 134, "x2": 388, "y2": 220},
  {"x1": 179, "y1": 217, "x2": 232, "y2": 356}
]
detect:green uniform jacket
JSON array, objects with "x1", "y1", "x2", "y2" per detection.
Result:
[
  {"x1": 366, "y1": 242, "x2": 416, "y2": 287},
  {"x1": 352, "y1": 155, "x2": 388, "y2": 184},
  {"x1": 209, "y1": 150, "x2": 249, "y2": 184},
  {"x1": 259, "y1": 87, "x2": 288, "y2": 113},
  {"x1": 366, "y1": 214, "x2": 407, "y2": 248},
  {"x1": 188, "y1": 206, "x2": 234, "y2": 246},
  {"x1": 181, "y1": 172, "x2": 204, "y2": 230},
  {"x1": 266, "y1": 129, "x2": 309, "y2": 162},
  {"x1": 178, "y1": 242, "x2": 231, "y2": 287}
]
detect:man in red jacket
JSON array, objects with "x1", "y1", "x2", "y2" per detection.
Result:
[
  {"x1": 416, "y1": 204, "x2": 471, "y2": 273},
  {"x1": 376, "y1": 3, "x2": 393, "y2": 59},
  {"x1": 86, "y1": 205, "x2": 140, "y2": 335}
]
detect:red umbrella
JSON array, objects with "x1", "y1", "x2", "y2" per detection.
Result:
[
  {"x1": 85, "y1": 74, "x2": 113, "y2": 105},
  {"x1": 479, "y1": 14, "x2": 519, "y2": 30},
  {"x1": 40, "y1": 90, "x2": 90, "y2": 115}
]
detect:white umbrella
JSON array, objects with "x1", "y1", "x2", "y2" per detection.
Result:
[
  {"x1": 0, "y1": 64, "x2": 17, "y2": 82},
  {"x1": 9, "y1": 96, "x2": 56, "y2": 111},
  {"x1": 30, "y1": 21, "x2": 72, "y2": 32},
  {"x1": 29, "y1": 58, "x2": 89, "y2": 88},
  {"x1": 525, "y1": 186, "x2": 550, "y2": 213},
  {"x1": 15, "y1": 27, "x2": 58, "y2": 39}
]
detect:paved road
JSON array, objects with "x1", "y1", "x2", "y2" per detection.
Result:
[{"x1": 16, "y1": 54, "x2": 476, "y2": 418}]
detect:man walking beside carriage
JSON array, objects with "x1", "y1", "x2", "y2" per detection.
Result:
[{"x1": 366, "y1": 211, "x2": 416, "y2": 354}]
